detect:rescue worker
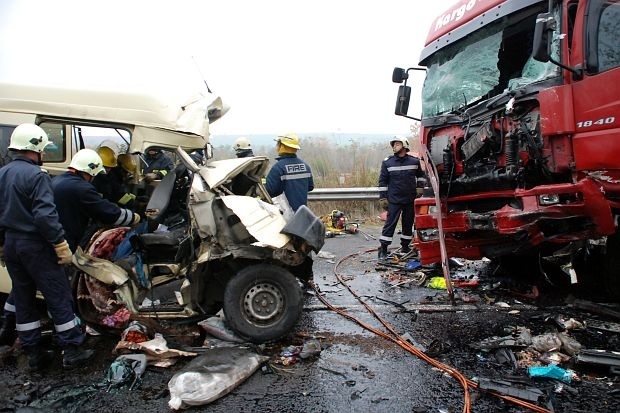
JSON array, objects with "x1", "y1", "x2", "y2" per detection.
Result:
[
  {"x1": 265, "y1": 133, "x2": 314, "y2": 211},
  {"x1": 92, "y1": 146, "x2": 136, "y2": 208},
  {"x1": 52, "y1": 148, "x2": 140, "y2": 252},
  {"x1": 143, "y1": 147, "x2": 174, "y2": 183},
  {"x1": 233, "y1": 137, "x2": 254, "y2": 158},
  {"x1": 377, "y1": 136, "x2": 424, "y2": 262},
  {"x1": 0, "y1": 123, "x2": 94, "y2": 370},
  {"x1": 1, "y1": 149, "x2": 141, "y2": 347}
]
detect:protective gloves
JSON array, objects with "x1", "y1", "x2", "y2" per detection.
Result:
[
  {"x1": 53, "y1": 240, "x2": 73, "y2": 265},
  {"x1": 379, "y1": 198, "x2": 389, "y2": 211},
  {"x1": 144, "y1": 173, "x2": 158, "y2": 183},
  {"x1": 131, "y1": 213, "x2": 141, "y2": 227}
]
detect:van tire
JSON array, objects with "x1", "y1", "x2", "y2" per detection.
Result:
[{"x1": 223, "y1": 264, "x2": 303, "y2": 343}]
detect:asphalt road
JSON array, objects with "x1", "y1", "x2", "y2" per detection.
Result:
[{"x1": 0, "y1": 223, "x2": 619, "y2": 412}]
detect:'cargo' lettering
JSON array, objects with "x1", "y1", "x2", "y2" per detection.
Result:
[{"x1": 435, "y1": 0, "x2": 477, "y2": 31}]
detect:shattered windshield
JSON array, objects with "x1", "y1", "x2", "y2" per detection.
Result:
[{"x1": 421, "y1": 6, "x2": 560, "y2": 117}]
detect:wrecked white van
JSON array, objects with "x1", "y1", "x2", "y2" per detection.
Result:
[{"x1": 0, "y1": 82, "x2": 324, "y2": 343}]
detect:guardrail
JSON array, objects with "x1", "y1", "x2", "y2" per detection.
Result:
[{"x1": 308, "y1": 187, "x2": 379, "y2": 201}]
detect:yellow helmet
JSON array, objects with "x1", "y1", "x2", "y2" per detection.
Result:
[
  {"x1": 276, "y1": 133, "x2": 300, "y2": 149},
  {"x1": 97, "y1": 146, "x2": 117, "y2": 168},
  {"x1": 117, "y1": 154, "x2": 137, "y2": 173}
]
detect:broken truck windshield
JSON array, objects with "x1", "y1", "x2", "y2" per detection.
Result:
[{"x1": 421, "y1": 5, "x2": 560, "y2": 118}]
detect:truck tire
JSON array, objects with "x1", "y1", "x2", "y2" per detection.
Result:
[
  {"x1": 603, "y1": 231, "x2": 620, "y2": 300},
  {"x1": 223, "y1": 264, "x2": 303, "y2": 343}
]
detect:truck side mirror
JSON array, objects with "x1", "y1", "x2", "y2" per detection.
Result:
[
  {"x1": 392, "y1": 67, "x2": 408, "y2": 83},
  {"x1": 394, "y1": 85, "x2": 411, "y2": 116},
  {"x1": 532, "y1": 13, "x2": 554, "y2": 62}
]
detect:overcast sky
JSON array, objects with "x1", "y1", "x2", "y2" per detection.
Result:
[{"x1": 0, "y1": 0, "x2": 456, "y2": 136}]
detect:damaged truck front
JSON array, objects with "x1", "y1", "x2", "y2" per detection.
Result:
[{"x1": 392, "y1": 0, "x2": 620, "y2": 296}]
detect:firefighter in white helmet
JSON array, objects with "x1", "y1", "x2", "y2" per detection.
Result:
[
  {"x1": 51, "y1": 148, "x2": 140, "y2": 253},
  {"x1": 377, "y1": 136, "x2": 424, "y2": 262},
  {"x1": 233, "y1": 136, "x2": 254, "y2": 158},
  {"x1": 0, "y1": 123, "x2": 94, "y2": 370}
]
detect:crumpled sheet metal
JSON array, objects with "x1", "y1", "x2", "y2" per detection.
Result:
[{"x1": 73, "y1": 247, "x2": 129, "y2": 286}]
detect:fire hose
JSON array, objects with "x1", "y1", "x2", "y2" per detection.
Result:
[{"x1": 310, "y1": 248, "x2": 551, "y2": 413}]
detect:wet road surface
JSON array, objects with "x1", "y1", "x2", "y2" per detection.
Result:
[{"x1": 1, "y1": 223, "x2": 619, "y2": 412}]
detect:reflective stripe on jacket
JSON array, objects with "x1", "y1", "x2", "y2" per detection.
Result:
[
  {"x1": 52, "y1": 172, "x2": 134, "y2": 251},
  {"x1": 265, "y1": 154, "x2": 314, "y2": 211},
  {"x1": 378, "y1": 154, "x2": 423, "y2": 204}
]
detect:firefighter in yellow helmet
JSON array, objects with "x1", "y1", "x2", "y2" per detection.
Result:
[
  {"x1": 92, "y1": 146, "x2": 137, "y2": 208},
  {"x1": 265, "y1": 133, "x2": 314, "y2": 212}
]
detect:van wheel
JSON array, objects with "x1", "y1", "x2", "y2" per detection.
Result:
[
  {"x1": 603, "y1": 231, "x2": 620, "y2": 300},
  {"x1": 223, "y1": 264, "x2": 303, "y2": 343}
]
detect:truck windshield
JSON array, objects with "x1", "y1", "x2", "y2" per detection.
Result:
[{"x1": 421, "y1": 6, "x2": 560, "y2": 118}]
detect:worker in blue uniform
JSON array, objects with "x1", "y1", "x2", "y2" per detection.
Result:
[
  {"x1": 2, "y1": 148, "x2": 141, "y2": 352},
  {"x1": 265, "y1": 133, "x2": 314, "y2": 212},
  {"x1": 52, "y1": 148, "x2": 141, "y2": 252},
  {"x1": 92, "y1": 146, "x2": 136, "y2": 208},
  {"x1": 233, "y1": 137, "x2": 255, "y2": 158},
  {"x1": 143, "y1": 147, "x2": 174, "y2": 183},
  {"x1": 377, "y1": 136, "x2": 424, "y2": 262},
  {"x1": 0, "y1": 124, "x2": 94, "y2": 370}
]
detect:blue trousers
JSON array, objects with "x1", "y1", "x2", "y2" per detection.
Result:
[
  {"x1": 3, "y1": 235, "x2": 84, "y2": 348},
  {"x1": 380, "y1": 202, "x2": 414, "y2": 248}
]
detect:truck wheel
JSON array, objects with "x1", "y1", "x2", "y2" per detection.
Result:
[
  {"x1": 603, "y1": 231, "x2": 620, "y2": 300},
  {"x1": 223, "y1": 264, "x2": 303, "y2": 343}
]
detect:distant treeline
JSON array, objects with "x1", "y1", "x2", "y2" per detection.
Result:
[{"x1": 213, "y1": 137, "x2": 396, "y2": 188}]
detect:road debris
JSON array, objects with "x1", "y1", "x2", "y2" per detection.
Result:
[{"x1": 167, "y1": 346, "x2": 269, "y2": 410}]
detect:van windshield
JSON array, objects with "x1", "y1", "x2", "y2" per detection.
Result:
[{"x1": 421, "y1": 5, "x2": 560, "y2": 117}]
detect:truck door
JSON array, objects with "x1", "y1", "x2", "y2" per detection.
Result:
[{"x1": 571, "y1": 0, "x2": 620, "y2": 172}]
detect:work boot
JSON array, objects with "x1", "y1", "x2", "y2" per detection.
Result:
[
  {"x1": 0, "y1": 315, "x2": 17, "y2": 346},
  {"x1": 25, "y1": 345, "x2": 54, "y2": 372},
  {"x1": 62, "y1": 345, "x2": 95, "y2": 369},
  {"x1": 377, "y1": 245, "x2": 388, "y2": 263},
  {"x1": 400, "y1": 244, "x2": 412, "y2": 254}
]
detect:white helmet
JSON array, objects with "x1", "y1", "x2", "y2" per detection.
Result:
[
  {"x1": 390, "y1": 136, "x2": 410, "y2": 151},
  {"x1": 8, "y1": 123, "x2": 51, "y2": 153},
  {"x1": 69, "y1": 148, "x2": 106, "y2": 176},
  {"x1": 233, "y1": 136, "x2": 252, "y2": 152}
]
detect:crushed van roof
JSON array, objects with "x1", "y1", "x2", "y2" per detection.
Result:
[{"x1": 0, "y1": 82, "x2": 228, "y2": 137}]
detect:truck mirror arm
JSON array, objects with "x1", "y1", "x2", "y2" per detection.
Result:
[
  {"x1": 393, "y1": 67, "x2": 426, "y2": 121},
  {"x1": 532, "y1": 13, "x2": 582, "y2": 80}
]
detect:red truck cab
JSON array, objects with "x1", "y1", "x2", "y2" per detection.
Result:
[{"x1": 392, "y1": 0, "x2": 620, "y2": 296}]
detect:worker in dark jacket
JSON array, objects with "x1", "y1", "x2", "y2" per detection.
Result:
[
  {"x1": 265, "y1": 133, "x2": 314, "y2": 212},
  {"x1": 377, "y1": 136, "x2": 424, "y2": 262},
  {"x1": 233, "y1": 136, "x2": 254, "y2": 158},
  {"x1": 52, "y1": 149, "x2": 140, "y2": 252},
  {"x1": 0, "y1": 124, "x2": 94, "y2": 370},
  {"x1": 143, "y1": 148, "x2": 174, "y2": 183},
  {"x1": 92, "y1": 146, "x2": 136, "y2": 208}
]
